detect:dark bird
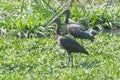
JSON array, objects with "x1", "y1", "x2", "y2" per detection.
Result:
[
  {"x1": 62, "y1": 9, "x2": 95, "y2": 44},
  {"x1": 52, "y1": 18, "x2": 89, "y2": 67}
]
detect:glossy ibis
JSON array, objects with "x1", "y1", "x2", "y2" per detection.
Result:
[
  {"x1": 62, "y1": 9, "x2": 95, "y2": 44},
  {"x1": 52, "y1": 18, "x2": 89, "y2": 67}
]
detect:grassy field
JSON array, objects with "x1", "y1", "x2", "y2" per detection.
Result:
[
  {"x1": 0, "y1": 0, "x2": 120, "y2": 80},
  {"x1": 0, "y1": 33, "x2": 120, "y2": 80}
]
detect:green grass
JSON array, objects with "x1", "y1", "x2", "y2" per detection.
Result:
[
  {"x1": 0, "y1": 33, "x2": 120, "y2": 80},
  {"x1": 0, "y1": 0, "x2": 120, "y2": 80}
]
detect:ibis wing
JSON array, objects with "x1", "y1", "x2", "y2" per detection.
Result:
[
  {"x1": 69, "y1": 24, "x2": 86, "y2": 31},
  {"x1": 59, "y1": 37, "x2": 86, "y2": 52}
]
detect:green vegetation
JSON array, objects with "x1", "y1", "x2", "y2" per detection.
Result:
[
  {"x1": 0, "y1": 33, "x2": 120, "y2": 79},
  {"x1": 1, "y1": 0, "x2": 120, "y2": 37},
  {"x1": 0, "y1": 0, "x2": 120, "y2": 79}
]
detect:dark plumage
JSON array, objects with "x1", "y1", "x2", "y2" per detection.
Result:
[
  {"x1": 53, "y1": 18, "x2": 89, "y2": 67},
  {"x1": 63, "y1": 9, "x2": 95, "y2": 43}
]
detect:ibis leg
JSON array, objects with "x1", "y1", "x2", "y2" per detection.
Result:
[
  {"x1": 68, "y1": 52, "x2": 73, "y2": 67},
  {"x1": 67, "y1": 53, "x2": 71, "y2": 66},
  {"x1": 80, "y1": 38, "x2": 83, "y2": 45},
  {"x1": 71, "y1": 54, "x2": 73, "y2": 67}
]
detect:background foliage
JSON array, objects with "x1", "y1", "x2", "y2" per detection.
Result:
[
  {"x1": 0, "y1": 0, "x2": 120, "y2": 37},
  {"x1": 0, "y1": 0, "x2": 120, "y2": 80}
]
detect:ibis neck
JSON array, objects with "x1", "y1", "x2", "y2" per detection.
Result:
[
  {"x1": 55, "y1": 21, "x2": 61, "y2": 35},
  {"x1": 65, "y1": 13, "x2": 70, "y2": 25}
]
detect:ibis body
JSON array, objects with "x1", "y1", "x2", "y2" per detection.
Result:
[{"x1": 53, "y1": 18, "x2": 89, "y2": 67}]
